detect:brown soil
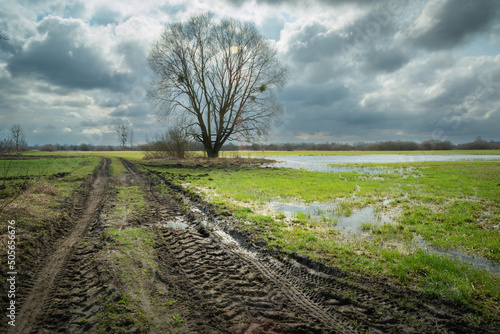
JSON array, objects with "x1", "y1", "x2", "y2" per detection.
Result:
[{"x1": 1, "y1": 157, "x2": 498, "y2": 333}]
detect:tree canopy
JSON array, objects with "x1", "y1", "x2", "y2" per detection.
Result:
[{"x1": 148, "y1": 13, "x2": 288, "y2": 157}]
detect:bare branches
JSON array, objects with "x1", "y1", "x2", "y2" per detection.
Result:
[
  {"x1": 148, "y1": 13, "x2": 288, "y2": 157},
  {"x1": 116, "y1": 124, "x2": 129, "y2": 148}
]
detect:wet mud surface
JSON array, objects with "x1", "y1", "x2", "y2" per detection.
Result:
[{"x1": 2, "y1": 157, "x2": 498, "y2": 333}]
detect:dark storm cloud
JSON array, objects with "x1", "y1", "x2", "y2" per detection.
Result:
[
  {"x1": 7, "y1": 17, "x2": 128, "y2": 91},
  {"x1": 282, "y1": 3, "x2": 409, "y2": 76},
  {"x1": 412, "y1": 0, "x2": 500, "y2": 50},
  {"x1": 282, "y1": 84, "x2": 348, "y2": 107},
  {"x1": 80, "y1": 120, "x2": 99, "y2": 127},
  {"x1": 287, "y1": 23, "x2": 342, "y2": 64},
  {"x1": 364, "y1": 48, "x2": 409, "y2": 73},
  {"x1": 109, "y1": 104, "x2": 151, "y2": 118}
]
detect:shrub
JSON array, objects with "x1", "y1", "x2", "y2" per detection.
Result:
[{"x1": 39, "y1": 144, "x2": 58, "y2": 152}]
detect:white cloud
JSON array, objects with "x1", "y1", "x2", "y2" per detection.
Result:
[
  {"x1": 67, "y1": 112, "x2": 82, "y2": 118},
  {"x1": 81, "y1": 128, "x2": 103, "y2": 135}
]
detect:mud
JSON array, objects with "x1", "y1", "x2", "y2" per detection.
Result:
[{"x1": 1, "y1": 157, "x2": 498, "y2": 333}]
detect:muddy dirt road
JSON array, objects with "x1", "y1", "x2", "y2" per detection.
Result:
[{"x1": 3, "y1": 158, "x2": 496, "y2": 333}]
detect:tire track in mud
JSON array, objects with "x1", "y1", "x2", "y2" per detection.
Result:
[
  {"x1": 121, "y1": 158, "x2": 343, "y2": 332},
  {"x1": 9, "y1": 158, "x2": 110, "y2": 334},
  {"x1": 121, "y1": 159, "x2": 367, "y2": 332}
]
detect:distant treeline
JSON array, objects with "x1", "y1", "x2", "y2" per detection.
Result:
[
  {"x1": 33, "y1": 137, "x2": 500, "y2": 152},
  {"x1": 34, "y1": 143, "x2": 134, "y2": 152}
]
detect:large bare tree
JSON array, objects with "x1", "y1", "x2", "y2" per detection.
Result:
[{"x1": 148, "y1": 13, "x2": 288, "y2": 157}]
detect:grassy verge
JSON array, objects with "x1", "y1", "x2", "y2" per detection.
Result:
[
  {"x1": 0, "y1": 156, "x2": 102, "y2": 287},
  {"x1": 141, "y1": 159, "x2": 500, "y2": 320}
]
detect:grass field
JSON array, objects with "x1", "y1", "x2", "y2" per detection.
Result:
[
  {"x1": 21, "y1": 150, "x2": 146, "y2": 160},
  {"x1": 141, "y1": 158, "x2": 500, "y2": 317},
  {"x1": 0, "y1": 156, "x2": 102, "y2": 200}
]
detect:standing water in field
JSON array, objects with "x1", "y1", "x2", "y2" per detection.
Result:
[
  {"x1": 267, "y1": 200, "x2": 500, "y2": 273},
  {"x1": 268, "y1": 201, "x2": 392, "y2": 234},
  {"x1": 411, "y1": 237, "x2": 500, "y2": 274},
  {"x1": 255, "y1": 154, "x2": 500, "y2": 172}
]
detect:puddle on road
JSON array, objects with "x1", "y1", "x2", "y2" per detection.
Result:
[
  {"x1": 267, "y1": 200, "x2": 500, "y2": 274},
  {"x1": 161, "y1": 217, "x2": 190, "y2": 229}
]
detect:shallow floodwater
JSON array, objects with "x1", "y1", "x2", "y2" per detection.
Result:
[
  {"x1": 268, "y1": 200, "x2": 500, "y2": 273},
  {"x1": 256, "y1": 154, "x2": 500, "y2": 172},
  {"x1": 412, "y1": 237, "x2": 500, "y2": 274},
  {"x1": 270, "y1": 202, "x2": 392, "y2": 234}
]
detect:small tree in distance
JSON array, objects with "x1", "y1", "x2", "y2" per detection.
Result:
[
  {"x1": 10, "y1": 124, "x2": 27, "y2": 153},
  {"x1": 148, "y1": 13, "x2": 288, "y2": 158},
  {"x1": 116, "y1": 124, "x2": 128, "y2": 148}
]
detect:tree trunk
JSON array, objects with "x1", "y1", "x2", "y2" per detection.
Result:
[
  {"x1": 207, "y1": 150, "x2": 219, "y2": 158},
  {"x1": 203, "y1": 140, "x2": 219, "y2": 158}
]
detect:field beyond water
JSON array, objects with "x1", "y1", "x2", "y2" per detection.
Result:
[{"x1": 1, "y1": 150, "x2": 499, "y2": 332}]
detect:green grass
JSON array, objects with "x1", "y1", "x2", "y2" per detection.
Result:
[
  {"x1": 106, "y1": 185, "x2": 150, "y2": 224},
  {"x1": 0, "y1": 156, "x2": 101, "y2": 181},
  {"x1": 109, "y1": 157, "x2": 128, "y2": 177},
  {"x1": 99, "y1": 227, "x2": 157, "y2": 332},
  {"x1": 144, "y1": 161, "x2": 500, "y2": 259},
  {"x1": 142, "y1": 159, "x2": 500, "y2": 318},
  {"x1": 0, "y1": 156, "x2": 102, "y2": 287},
  {"x1": 22, "y1": 150, "x2": 146, "y2": 161},
  {"x1": 0, "y1": 156, "x2": 102, "y2": 211},
  {"x1": 104, "y1": 228, "x2": 156, "y2": 253},
  {"x1": 385, "y1": 250, "x2": 500, "y2": 315}
]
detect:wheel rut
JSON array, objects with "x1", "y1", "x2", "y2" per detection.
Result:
[{"x1": 9, "y1": 158, "x2": 110, "y2": 334}]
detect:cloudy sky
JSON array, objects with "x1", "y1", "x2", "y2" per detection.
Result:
[{"x1": 1, "y1": 0, "x2": 499, "y2": 147}]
